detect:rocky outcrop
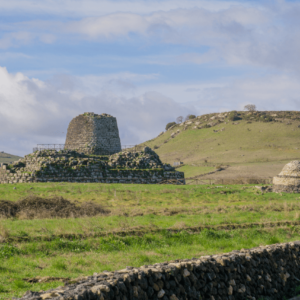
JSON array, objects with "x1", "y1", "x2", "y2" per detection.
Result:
[
  {"x1": 273, "y1": 161, "x2": 300, "y2": 193},
  {"x1": 0, "y1": 147, "x2": 185, "y2": 185},
  {"x1": 16, "y1": 241, "x2": 300, "y2": 300}
]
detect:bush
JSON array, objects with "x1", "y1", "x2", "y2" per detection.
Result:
[
  {"x1": 153, "y1": 145, "x2": 159, "y2": 149},
  {"x1": 228, "y1": 111, "x2": 239, "y2": 121},
  {"x1": 165, "y1": 122, "x2": 176, "y2": 130},
  {"x1": 188, "y1": 115, "x2": 196, "y2": 120}
]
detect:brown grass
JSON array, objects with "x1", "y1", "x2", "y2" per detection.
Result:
[
  {"x1": 0, "y1": 222, "x2": 10, "y2": 239},
  {"x1": 0, "y1": 196, "x2": 110, "y2": 219}
]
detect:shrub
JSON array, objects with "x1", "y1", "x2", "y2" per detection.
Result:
[
  {"x1": 165, "y1": 122, "x2": 176, "y2": 130},
  {"x1": 188, "y1": 115, "x2": 196, "y2": 120},
  {"x1": 153, "y1": 145, "x2": 159, "y2": 149},
  {"x1": 228, "y1": 111, "x2": 239, "y2": 121}
]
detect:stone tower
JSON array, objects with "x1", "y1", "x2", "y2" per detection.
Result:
[{"x1": 64, "y1": 112, "x2": 122, "y2": 155}]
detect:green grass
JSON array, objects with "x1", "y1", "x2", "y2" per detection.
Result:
[
  {"x1": 0, "y1": 152, "x2": 22, "y2": 164},
  {"x1": 1, "y1": 227, "x2": 300, "y2": 298},
  {"x1": 1, "y1": 182, "x2": 300, "y2": 298},
  {"x1": 141, "y1": 117, "x2": 300, "y2": 167},
  {"x1": 1, "y1": 182, "x2": 300, "y2": 239},
  {"x1": 176, "y1": 165, "x2": 215, "y2": 178}
]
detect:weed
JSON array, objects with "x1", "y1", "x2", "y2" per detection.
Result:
[
  {"x1": 52, "y1": 261, "x2": 67, "y2": 271},
  {"x1": 0, "y1": 244, "x2": 22, "y2": 259},
  {"x1": 12, "y1": 280, "x2": 29, "y2": 289},
  {"x1": 0, "y1": 284, "x2": 7, "y2": 292}
]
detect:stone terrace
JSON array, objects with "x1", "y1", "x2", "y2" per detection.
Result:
[{"x1": 0, "y1": 147, "x2": 185, "y2": 185}]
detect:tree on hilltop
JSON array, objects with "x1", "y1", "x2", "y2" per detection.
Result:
[
  {"x1": 176, "y1": 116, "x2": 183, "y2": 123},
  {"x1": 244, "y1": 104, "x2": 257, "y2": 112},
  {"x1": 165, "y1": 122, "x2": 176, "y2": 130}
]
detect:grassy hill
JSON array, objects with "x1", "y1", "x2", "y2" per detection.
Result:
[
  {"x1": 0, "y1": 151, "x2": 22, "y2": 164},
  {"x1": 139, "y1": 110, "x2": 300, "y2": 179}
]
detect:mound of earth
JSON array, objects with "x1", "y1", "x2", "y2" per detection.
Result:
[{"x1": 0, "y1": 196, "x2": 110, "y2": 219}]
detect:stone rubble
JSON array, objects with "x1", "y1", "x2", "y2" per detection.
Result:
[
  {"x1": 16, "y1": 241, "x2": 300, "y2": 300},
  {"x1": 273, "y1": 161, "x2": 300, "y2": 193},
  {"x1": 0, "y1": 147, "x2": 184, "y2": 185}
]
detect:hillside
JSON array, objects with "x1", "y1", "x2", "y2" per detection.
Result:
[
  {"x1": 139, "y1": 111, "x2": 300, "y2": 179},
  {"x1": 0, "y1": 151, "x2": 22, "y2": 164}
]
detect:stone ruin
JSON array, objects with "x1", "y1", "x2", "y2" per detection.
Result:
[
  {"x1": 0, "y1": 147, "x2": 185, "y2": 185},
  {"x1": 65, "y1": 112, "x2": 121, "y2": 155},
  {"x1": 273, "y1": 160, "x2": 300, "y2": 193},
  {"x1": 16, "y1": 241, "x2": 300, "y2": 300}
]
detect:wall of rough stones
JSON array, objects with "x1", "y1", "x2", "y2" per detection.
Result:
[
  {"x1": 273, "y1": 161, "x2": 300, "y2": 193},
  {"x1": 65, "y1": 112, "x2": 121, "y2": 155},
  {"x1": 16, "y1": 241, "x2": 300, "y2": 300},
  {"x1": 0, "y1": 148, "x2": 185, "y2": 185}
]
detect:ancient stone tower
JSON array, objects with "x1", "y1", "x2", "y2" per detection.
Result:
[{"x1": 64, "y1": 112, "x2": 122, "y2": 155}]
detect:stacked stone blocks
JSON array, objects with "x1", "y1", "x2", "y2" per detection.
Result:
[
  {"x1": 64, "y1": 112, "x2": 121, "y2": 155},
  {"x1": 0, "y1": 148, "x2": 185, "y2": 185}
]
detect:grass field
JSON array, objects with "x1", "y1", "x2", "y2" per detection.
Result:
[
  {"x1": 1, "y1": 182, "x2": 300, "y2": 298},
  {"x1": 0, "y1": 152, "x2": 22, "y2": 164},
  {"x1": 139, "y1": 116, "x2": 300, "y2": 180}
]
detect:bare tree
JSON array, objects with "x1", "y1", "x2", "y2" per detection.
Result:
[
  {"x1": 176, "y1": 116, "x2": 183, "y2": 123},
  {"x1": 184, "y1": 114, "x2": 191, "y2": 121},
  {"x1": 244, "y1": 104, "x2": 256, "y2": 111}
]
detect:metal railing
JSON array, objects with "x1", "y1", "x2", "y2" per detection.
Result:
[{"x1": 33, "y1": 144, "x2": 144, "y2": 155}]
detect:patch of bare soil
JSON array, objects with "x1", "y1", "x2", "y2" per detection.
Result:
[
  {"x1": 23, "y1": 276, "x2": 69, "y2": 283},
  {"x1": 0, "y1": 196, "x2": 110, "y2": 219}
]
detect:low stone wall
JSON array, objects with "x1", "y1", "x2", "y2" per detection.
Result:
[
  {"x1": 17, "y1": 241, "x2": 300, "y2": 300},
  {"x1": 0, "y1": 148, "x2": 185, "y2": 185},
  {"x1": 0, "y1": 169, "x2": 184, "y2": 184}
]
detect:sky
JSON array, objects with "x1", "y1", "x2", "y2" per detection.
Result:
[{"x1": 1, "y1": 0, "x2": 300, "y2": 156}]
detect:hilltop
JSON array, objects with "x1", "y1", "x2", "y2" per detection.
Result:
[
  {"x1": 0, "y1": 151, "x2": 22, "y2": 164},
  {"x1": 139, "y1": 110, "x2": 300, "y2": 179}
]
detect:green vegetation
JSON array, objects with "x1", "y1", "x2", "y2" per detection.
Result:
[
  {"x1": 176, "y1": 165, "x2": 215, "y2": 178},
  {"x1": 0, "y1": 152, "x2": 22, "y2": 164},
  {"x1": 139, "y1": 111, "x2": 300, "y2": 179},
  {"x1": 1, "y1": 227, "x2": 300, "y2": 298},
  {"x1": 165, "y1": 121, "x2": 176, "y2": 130},
  {"x1": 0, "y1": 182, "x2": 300, "y2": 298}
]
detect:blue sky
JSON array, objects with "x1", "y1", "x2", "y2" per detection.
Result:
[{"x1": 1, "y1": 0, "x2": 300, "y2": 155}]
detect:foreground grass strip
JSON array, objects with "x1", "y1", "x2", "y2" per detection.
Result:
[
  {"x1": 2, "y1": 220, "x2": 300, "y2": 243},
  {"x1": 1, "y1": 227, "x2": 300, "y2": 298}
]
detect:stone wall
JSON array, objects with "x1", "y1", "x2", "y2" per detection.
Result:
[
  {"x1": 16, "y1": 241, "x2": 300, "y2": 300},
  {"x1": 65, "y1": 112, "x2": 121, "y2": 155},
  {"x1": 0, "y1": 148, "x2": 185, "y2": 185}
]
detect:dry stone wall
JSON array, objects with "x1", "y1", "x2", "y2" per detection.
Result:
[
  {"x1": 16, "y1": 241, "x2": 300, "y2": 300},
  {"x1": 0, "y1": 147, "x2": 184, "y2": 185},
  {"x1": 65, "y1": 112, "x2": 121, "y2": 155}
]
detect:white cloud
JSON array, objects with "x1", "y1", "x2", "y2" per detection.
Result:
[
  {"x1": 0, "y1": 67, "x2": 191, "y2": 156},
  {"x1": 4, "y1": 1, "x2": 300, "y2": 76},
  {"x1": 0, "y1": 0, "x2": 241, "y2": 17}
]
